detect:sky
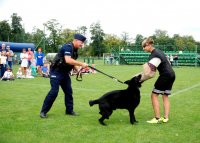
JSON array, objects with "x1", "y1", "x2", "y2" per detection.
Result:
[{"x1": 0, "y1": 0, "x2": 200, "y2": 41}]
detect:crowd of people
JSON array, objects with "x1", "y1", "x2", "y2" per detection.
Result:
[{"x1": 0, "y1": 43, "x2": 50, "y2": 81}]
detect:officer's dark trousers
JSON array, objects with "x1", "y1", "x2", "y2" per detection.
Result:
[{"x1": 40, "y1": 71, "x2": 73, "y2": 114}]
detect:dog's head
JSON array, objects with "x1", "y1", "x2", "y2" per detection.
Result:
[{"x1": 124, "y1": 74, "x2": 142, "y2": 88}]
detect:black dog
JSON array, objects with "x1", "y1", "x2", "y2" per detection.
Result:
[{"x1": 89, "y1": 74, "x2": 142, "y2": 125}]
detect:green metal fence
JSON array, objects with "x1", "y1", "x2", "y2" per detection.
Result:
[{"x1": 118, "y1": 51, "x2": 199, "y2": 66}]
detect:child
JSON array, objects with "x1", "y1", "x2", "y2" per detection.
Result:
[
  {"x1": 26, "y1": 67, "x2": 34, "y2": 78},
  {"x1": 1, "y1": 68, "x2": 14, "y2": 81},
  {"x1": 16, "y1": 68, "x2": 23, "y2": 79},
  {"x1": 31, "y1": 57, "x2": 37, "y2": 76},
  {"x1": 41, "y1": 63, "x2": 49, "y2": 78}
]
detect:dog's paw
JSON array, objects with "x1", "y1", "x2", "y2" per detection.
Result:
[{"x1": 99, "y1": 119, "x2": 107, "y2": 126}]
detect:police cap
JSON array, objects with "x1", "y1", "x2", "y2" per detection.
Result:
[{"x1": 74, "y1": 34, "x2": 86, "y2": 42}]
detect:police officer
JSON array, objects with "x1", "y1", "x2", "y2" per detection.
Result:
[{"x1": 40, "y1": 34, "x2": 88, "y2": 118}]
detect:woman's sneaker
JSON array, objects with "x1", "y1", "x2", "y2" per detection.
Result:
[
  {"x1": 160, "y1": 117, "x2": 169, "y2": 123},
  {"x1": 147, "y1": 117, "x2": 163, "y2": 124}
]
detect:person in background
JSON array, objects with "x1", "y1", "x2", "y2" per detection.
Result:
[
  {"x1": 136, "y1": 37, "x2": 175, "y2": 124},
  {"x1": 16, "y1": 67, "x2": 23, "y2": 79},
  {"x1": 31, "y1": 56, "x2": 37, "y2": 77},
  {"x1": 41, "y1": 62, "x2": 49, "y2": 78},
  {"x1": 40, "y1": 34, "x2": 88, "y2": 118},
  {"x1": 0, "y1": 43, "x2": 8, "y2": 77},
  {"x1": 1, "y1": 67, "x2": 14, "y2": 81},
  {"x1": 173, "y1": 54, "x2": 179, "y2": 67},
  {"x1": 20, "y1": 48, "x2": 28, "y2": 78},
  {"x1": 170, "y1": 54, "x2": 173, "y2": 66},
  {"x1": 6, "y1": 46, "x2": 14, "y2": 70},
  {"x1": 35, "y1": 48, "x2": 44, "y2": 75},
  {"x1": 27, "y1": 48, "x2": 34, "y2": 68},
  {"x1": 26, "y1": 67, "x2": 34, "y2": 78}
]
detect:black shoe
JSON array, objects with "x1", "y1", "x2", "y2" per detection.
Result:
[
  {"x1": 66, "y1": 111, "x2": 79, "y2": 116},
  {"x1": 40, "y1": 112, "x2": 47, "y2": 118}
]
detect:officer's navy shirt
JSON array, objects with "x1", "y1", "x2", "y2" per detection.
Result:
[
  {"x1": 149, "y1": 49, "x2": 175, "y2": 76},
  {"x1": 52, "y1": 42, "x2": 78, "y2": 73}
]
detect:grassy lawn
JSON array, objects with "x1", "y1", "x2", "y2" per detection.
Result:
[{"x1": 0, "y1": 61, "x2": 200, "y2": 143}]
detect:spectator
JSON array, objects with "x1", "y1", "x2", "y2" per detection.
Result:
[
  {"x1": 27, "y1": 48, "x2": 34, "y2": 68},
  {"x1": 35, "y1": 47, "x2": 44, "y2": 75},
  {"x1": 170, "y1": 54, "x2": 173, "y2": 66},
  {"x1": 13, "y1": 54, "x2": 18, "y2": 64},
  {"x1": 6, "y1": 46, "x2": 14, "y2": 70},
  {"x1": 0, "y1": 43, "x2": 8, "y2": 77},
  {"x1": 20, "y1": 48, "x2": 28, "y2": 77},
  {"x1": 1, "y1": 68, "x2": 14, "y2": 81},
  {"x1": 30, "y1": 56, "x2": 37, "y2": 76},
  {"x1": 16, "y1": 68, "x2": 23, "y2": 79},
  {"x1": 173, "y1": 54, "x2": 179, "y2": 67},
  {"x1": 109, "y1": 55, "x2": 114, "y2": 64},
  {"x1": 41, "y1": 63, "x2": 49, "y2": 78},
  {"x1": 26, "y1": 67, "x2": 34, "y2": 78}
]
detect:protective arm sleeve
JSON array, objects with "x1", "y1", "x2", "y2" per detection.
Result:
[
  {"x1": 139, "y1": 57, "x2": 161, "y2": 82},
  {"x1": 140, "y1": 63, "x2": 156, "y2": 82}
]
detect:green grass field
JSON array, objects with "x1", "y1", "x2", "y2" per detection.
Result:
[{"x1": 0, "y1": 61, "x2": 200, "y2": 143}]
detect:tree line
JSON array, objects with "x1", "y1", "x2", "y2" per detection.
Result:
[{"x1": 0, "y1": 13, "x2": 200, "y2": 56}]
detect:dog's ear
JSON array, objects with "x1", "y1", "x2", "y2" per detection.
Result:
[
  {"x1": 124, "y1": 79, "x2": 130, "y2": 85},
  {"x1": 137, "y1": 74, "x2": 142, "y2": 80}
]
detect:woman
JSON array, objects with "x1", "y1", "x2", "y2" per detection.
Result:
[
  {"x1": 139, "y1": 37, "x2": 175, "y2": 123},
  {"x1": 20, "y1": 48, "x2": 28, "y2": 77}
]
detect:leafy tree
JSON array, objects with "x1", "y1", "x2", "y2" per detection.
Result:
[
  {"x1": 44, "y1": 19, "x2": 62, "y2": 52},
  {"x1": 10, "y1": 13, "x2": 23, "y2": 42},
  {"x1": 121, "y1": 32, "x2": 129, "y2": 46},
  {"x1": 32, "y1": 27, "x2": 45, "y2": 51},
  {"x1": 90, "y1": 22, "x2": 105, "y2": 57},
  {"x1": 153, "y1": 29, "x2": 170, "y2": 45},
  {"x1": 76, "y1": 26, "x2": 87, "y2": 35},
  {"x1": 60, "y1": 28, "x2": 75, "y2": 44},
  {"x1": 103, "y1": 34, "x2": 122, "y2": 53},
  {"x1": 174, "y1": 36, "x2": 184, "y2": 51},
  {"x1": 0, "y1": 20, "x2": 11, "y2": 41},
  {"x1": 182, "y1": 36, "x2": 196, "y2": 51},
  {"x1": 23, "y1": 32, "x2": 33, "y2": 43},
  {"x1": 134, "y1": 34, "x2": 144, "y2": 51}
]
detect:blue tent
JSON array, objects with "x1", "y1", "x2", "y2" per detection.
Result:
[{"x1": 0, "y1": 41, "x2": 35, "y2": 52}]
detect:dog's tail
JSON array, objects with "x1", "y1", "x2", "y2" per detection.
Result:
[{"x1": 89, "y1": 99, "x2": 99, "y2": 106}]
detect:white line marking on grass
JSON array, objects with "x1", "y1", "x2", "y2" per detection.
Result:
[{"x1": 171, "y1": 82, "x2": 200, "y2": 96}]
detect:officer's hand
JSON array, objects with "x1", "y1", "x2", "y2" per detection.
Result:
[{"x1": 81, "y1": 63, "x2": 88, "y2": 68}]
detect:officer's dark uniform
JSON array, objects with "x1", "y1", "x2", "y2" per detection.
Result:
[{"x1": 40, "y1": 34, "x2": 86, "y2": 116}]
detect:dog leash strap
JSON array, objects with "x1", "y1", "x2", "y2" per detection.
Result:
[
  {"x1": 88, "y1": 66, "x2": 124, "y2": 84},
  {"x1": 76, "y1": 68, "x2": 83, "y2": 81}
]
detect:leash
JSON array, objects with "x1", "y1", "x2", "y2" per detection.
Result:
[{"x1": 76, "y1": 65, "x2": 124, "y2": 84}]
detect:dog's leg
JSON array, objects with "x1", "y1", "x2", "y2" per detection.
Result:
[
  {"x1": 129, "y1": 111, "x2": 134, "y2": 124},
  {"x1": 128, "y1": 110, "x2": 137, "y2": 124},
  {"x1": 89, "y1": 99, "x2": 99, "y2": 106},
  {"x1": 133, "y1": 113, "x2": 138, "y2": 123},
  {"x1": 99, "y1": 116, "x2": 107, "y2": 126}
]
